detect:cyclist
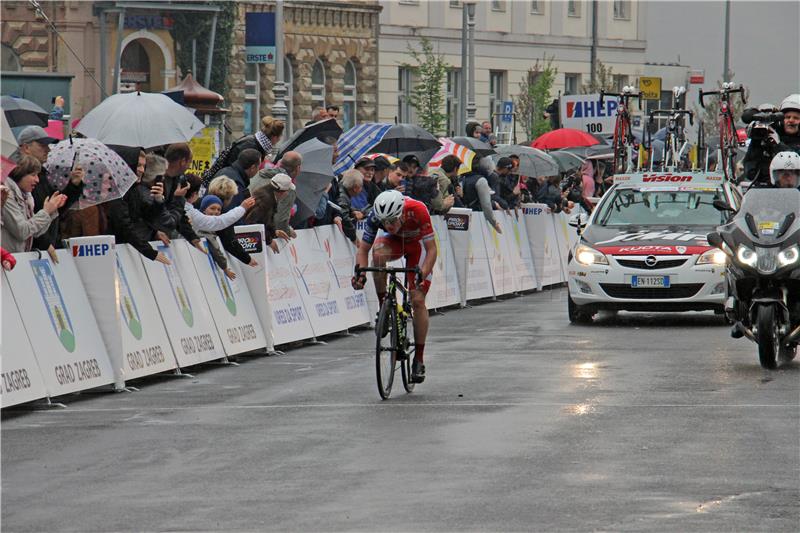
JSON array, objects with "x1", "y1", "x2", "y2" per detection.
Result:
[
  {"x1": 351, "y1": 190, "x2": 438, "y2": 383},
  {"x1": 769, "y1": 151, "x2": 800, "y2": 190}
]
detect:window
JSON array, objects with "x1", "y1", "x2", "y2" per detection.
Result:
[
  {"x1": 449, "y1": 0, "x2": 462, "y2": 7},
  {"x1": 568, "y1": 0, "x2": 581, "y2": 17},
  {"x1": 613, "y1": 74, "x2": 629, "y2": 92},
  {"x1": 398, "y1": 67, "x2": 415, "y2": 123},
  {"x1": 243, "y1": 62, "x2": 259, "y2": 135},
  {"x1": 613, "y1": 0, "x2": 630, "y2": 20},
  {"x1": 564, "y1": 73, "x2": 580, "y2": 95},
  {"x1": 491, "y1": 0, "x2": 506, "y2": 12},
  {"x1": 530, "y1": 1, "x2": 544, "y2": 14},
  {"x1": 399, "y1": 0, "x2": 419, "y2": 4},
  {"x1": 446, "y1": 69, "x2": 462, "y2": 137},
  {"x1": 311, "y1": 58, "x2": 326, "y2": 110},
  {"x1": 343, "y1": 60, "x2": 357, "y2": 131},
  {"x1": 489, "y1": 70, "x2": 506, "y2": 130},
  {"x1": 284, "y1": 56, "x2": 294, "y2": 135}
]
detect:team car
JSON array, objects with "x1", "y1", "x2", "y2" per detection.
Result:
[{"x1": 567, "y1": 172, "x2": 742, "y2": 322}]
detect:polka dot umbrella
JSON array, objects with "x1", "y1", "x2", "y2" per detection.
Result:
[{"x1": 45, "y1": 137, "x2": 138, "y2": 210}]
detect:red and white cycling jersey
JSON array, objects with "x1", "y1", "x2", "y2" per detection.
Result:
[{"x1": 362, "y1": 197, "x2": 434, "y2": 245}]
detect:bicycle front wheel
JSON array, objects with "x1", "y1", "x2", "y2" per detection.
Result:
[
  {"x1": 400, "y1": 312, "x2": 415, "y2": 393},
  {"x1": 375, "y1": 299, "x2": 397, "y2": 399}
]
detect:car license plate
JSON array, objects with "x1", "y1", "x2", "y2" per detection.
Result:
[{"x1": 631, "y1": 275, "x2": 669, "y2": 288}]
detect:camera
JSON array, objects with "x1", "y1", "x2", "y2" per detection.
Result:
[{"x1": 742, "y1": 106, "x2": 784, "y2": 141}]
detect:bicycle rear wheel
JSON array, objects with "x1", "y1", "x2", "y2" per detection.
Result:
[
  {"x1": 400, "y1": 312, "x2": 416, "y2": 393},
  {"x1": 375, "y1": 299, "x2": 397, "y2": 399}
]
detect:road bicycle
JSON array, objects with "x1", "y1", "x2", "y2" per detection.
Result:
[
  {"x1": 600, "y1": 87, "x2": 641, "y2": 174},
  {"x1": 355, "y1": 265, "x2": 421, "y2": 400},
  {"x1": 699, "y1": 82, "x2": 747, "y2": 181},
  {"x1": 647, "y1": 87, "x2": 694, "y2": 171}
]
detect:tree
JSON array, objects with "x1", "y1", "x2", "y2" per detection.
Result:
[
  {"x1": 514, "y1": 56, "x2": 558, "y2": 140},
  {"x1": 402, "y1": 38, "x2": 449, "y2": 135},
  {"x1": 581, "y1": 60, "x2": 616, "y2": 94},
  {"x1": 694, "y1": 75, "x2": 750, "y2": 140}
]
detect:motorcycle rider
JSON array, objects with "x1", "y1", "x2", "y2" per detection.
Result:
[
  {"x1": 770, "y1": 151, "x2": 800, "y2": 190},
  {"x1": 743, "y1": 94, "x2": 800, "y2": 183}
]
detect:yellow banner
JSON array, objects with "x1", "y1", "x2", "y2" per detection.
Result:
[
  {"x1": 639, "y1": 77, "x2": 662, "y2": 100},
  {"x1": 189, "y1": 127, "x2": 217, "y2": 174}
]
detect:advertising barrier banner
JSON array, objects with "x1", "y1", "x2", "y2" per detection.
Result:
[
  {"x1": 428, "y1": 215, "x2": 461, "y2": 309},
  {"x1": 464, "y1": 213, "x2": 495, "y2": 300},
  {"x1": 505, "y1": 210, "x2": 538, "y2": 291},
  {"x1": 314, "y1": 225, "x2": 371, "y2": 329},
  {"x1": 141, "y1": 242, "x2": 225, "y2": 367},
  {"x1": 1, "y1": 277, "x2": 48, "y2": 407},
  {"x1": 4, "y1": 250, "x2": 114, "y2": 396},
  {"x1": 188, "y1": 238, "x2": 267, "y2": 356},
  {"x1": 482, "y1": 212, "x2": 517, "y2": 296},
  {"x1": 522, "y1": 204, "x2": 563, "y2": 287}
]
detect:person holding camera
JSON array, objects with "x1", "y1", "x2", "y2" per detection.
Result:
[{"x1": 743, "y1": 94, "x2": 800, "y2": 184}]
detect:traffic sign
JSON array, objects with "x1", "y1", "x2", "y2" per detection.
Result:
[
  {"x1": 639, "y1": 77, "x2": 662, "y2": 100},
  {"x1": 501, "y1": 100, "x2": 513, "y2": 123}
]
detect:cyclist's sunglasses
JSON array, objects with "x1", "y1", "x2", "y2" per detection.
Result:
[{"x1": 383, "y1": 217, "x2": 400, "y2": 225}]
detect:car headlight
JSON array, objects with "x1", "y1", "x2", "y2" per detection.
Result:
[
  {"x1": 736, "y1": 245, "x2": 757, "y2": 267},
  {"x1": 778, "y1": 245, "x2": 799, "y2": 267},
  {"x1": 696, "y1": 248, "x2": 728, "y2": 265},
  {"x1": 575, "y1": 245, "x2": 609, "y2": 266}
]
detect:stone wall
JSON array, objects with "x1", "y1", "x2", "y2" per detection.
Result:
[
  {"x1": 227, "y1": 1, "x2": 382, "y2": 140},
  {"x1": 1, "y1": 2, "x2": 52, "y2": 70}
]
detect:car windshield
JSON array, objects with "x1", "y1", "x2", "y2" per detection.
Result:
[{"x1": 597, "y1": 188, "x2": 727, "y2": 226}]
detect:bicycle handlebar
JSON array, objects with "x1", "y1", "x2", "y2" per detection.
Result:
[
  {"x1": 355, "y1": 266, "x2": 420, "y2": 275},
  {"x1": 698, "y1": 86, "x2": 747, "y2": 109},
  {"x1": 600, "y1": 89, "x2": 642, "y2": 110},
  {"x1": 648, "y1": 109, "x2": 694, "y2": 126}
]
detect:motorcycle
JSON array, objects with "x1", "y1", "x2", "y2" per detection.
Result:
[{"x1": 708, "y1": 188, "x2": 800, "y2": 369}]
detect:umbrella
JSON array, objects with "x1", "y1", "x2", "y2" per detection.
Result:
[
  {"x1": 2, "y1": 112, "x2": 18, "y2": 158},
  {"x1": 75, "y1": 91, "x2": 205, "y2": 148},
  {"x1": 365, "y1": 152, "x2": 399, "y2": 164},
  {"x1": 44, "y1": 137, "x2": 138, "y2": 209},
  {"x1": 531, "y1": 128, "x2": 599, "y2": 150},
  {"x1": 292, "y1": 138, "x2": 335, "y2": 221},
  {"x1": 491, "y1": 145, "x2": 559, "y2": 177},
  {"x1": 1, "y1": 95, "x2": 48, "y2": 128},
  {"x1": 549, "y1": 150, "x2": 585, "y2": 174},
  {"x1": 333, "y1": 122, "x2": 392, "y2": 174},
  {"x1": 274, "y1": 118, "x2": 342, "y2": 162},
  {"x1": 450, "y1": 136, "x2": 495, "y2": 157},
  {"x1": 562, "y1": 144, "x2": 614, "y2": 159},
  {"x1": 368, "y1": 123, "x2": 442, "y2": 166},
  {"x1": 427, "y1": 138, "x2": 476, "y2": 175}
]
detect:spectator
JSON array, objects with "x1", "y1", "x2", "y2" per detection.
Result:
[
  {"x1": 50, "y1": 96, "x2": 65, "y2": 120},
  {"x1": 336, "y1": 168, "x2": 366, "y2": 232},
  {"x1": 352, "y1": 157, "x2": 379, "y2": 215},
  {"x1": 480, "y1": 120, "x2": 497, "y2": 147},
  {"x1": 207, "y1": 117, "x2": 284, "y2": 180},
  {"x1": 191, "y1": 193, "x2": 256, "y2": 279},
  {"x1": 401, "y1": 154, "x2": 439, "y2": 211},
  {"x1": 307, "y1": 107, "x2": 329, "y2": 125},
  {"x1": 326, "y1": 105, "x2": 339, "y2": 120},
  {"x1": 494, "y1": 156, "x2": 521, "y2": 208},
  {"x1": 544, "y1": 98, "x2": 560, "y2": 130},
  {"x1": 372, "y1": 156, "x2": 392, "y2": 189},
  {"x1": 214, "y1": 147, "x2": 261, "y2": 211},
  {"x1": 15, "y1": 125, "x2": 84, "y2": 260},
  {"x1": 309, "y1": 181, "x2": 357, "y2": 243},
  {"x1": 244, "y1": 173, "x2": 296, "y2": 253},
  {"x1": 428, "y1": 154, "x2": 461, "y2": 214},
  {"x1": 1, "y1": 155, "x2": 66, "y2": 253},
  {"x1": 1, "y1": 247, "x2": 15, "y2": 271},
  {"x1": 161, "y1": 144, "x2": 204, "y2": 249},
  {"x1": 206, "y1": 175, "x2": 259, "y2": 265},
  {"x1": 460, "y1": 156, "x2": 502, "y2": 233},
  {"x1": 525, "y1": 175, "x2": 545, "y2": 202},
  {"x1": 466, "y1": 121, "x2": 483, "y2": 139},
  {"x1": 378, "y1": 163, "x2": 406, "y2": 193},
  {"x1": 536, "y1": 175, "x2": 572, "y2": 214},
  {"x1": 107, "y1": 146, "x2": 170, "y2": 264},
  {"x1": 250, "y1": 150, "x2": 301, "y2": 237}
]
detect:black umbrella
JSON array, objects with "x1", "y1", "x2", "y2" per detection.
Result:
[
  {"x1": 273, "y1": 118, "x2": 342, "y2": 162},
  {"x1": 562, "y1": 144, "x2": 613, "y2": 159},
  {"x1": 549, "y1": 151, "x2": 585, "y2": 173},
  {"x1": 369, "y1": 123, "x2": 441, "y2": 165},
  {"x1": 1, "y1": 95, "x2": 48, "y2": 128},
  {"x1": 450, "y1": 136, "x2": 495, "y2": 156}
]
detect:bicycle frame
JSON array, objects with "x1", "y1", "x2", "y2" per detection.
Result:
[
  {"x1": 601, "y1": 88, "x2": 641, "y2": 174},
  {"x1": 699, "y1": 82, "x2": 747, "y2": 181},
  {"x1": 648, "y1": 108, "x2": 694, "y2": 171}
]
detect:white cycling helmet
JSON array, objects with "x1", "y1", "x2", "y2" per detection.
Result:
[
  {"x1": 373, "y1": 190, "x2": 405, "y2": 221},
  {"x1": 769, "y1": 151, "x2": 800, "y2": 186},
  {"x1": 780, "y1": 94, "x2": 800, "y2": 113}
]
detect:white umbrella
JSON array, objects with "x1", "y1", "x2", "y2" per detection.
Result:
[
  {"x1": 75, "y1": 91, "x2": 204, "y2": 148},
  {"x1": 2, "y1": 112, "x2": 18, "y2": 158}
]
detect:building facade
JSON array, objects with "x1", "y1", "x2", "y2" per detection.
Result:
[{"x1": 379, "y1": 0, "x2": 648, "y2": 139}]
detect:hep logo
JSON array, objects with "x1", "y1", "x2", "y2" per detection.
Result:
[{"x1": 72, "y1": 243, "x2": 110, "y2": 257}]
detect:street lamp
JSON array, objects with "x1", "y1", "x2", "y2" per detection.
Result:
[
  {"x1": 271, "y1": 0, "x2": 288, "y2": 139},
  {"x1": 465, "y1": 1, "x2": 476, "y2": 121}
]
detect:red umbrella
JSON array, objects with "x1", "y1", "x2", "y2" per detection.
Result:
[{"x1": 531, "y1": 128, "x2": 600, "y2": 150}]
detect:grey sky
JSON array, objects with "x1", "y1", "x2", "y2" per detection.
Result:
[{"x1": 646, "y1": 0, "x2": 800, "y2": 106}]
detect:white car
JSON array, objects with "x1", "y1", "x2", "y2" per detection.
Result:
[{"x1": 567, "y1": 172, "x2": 742, "y2": 322}]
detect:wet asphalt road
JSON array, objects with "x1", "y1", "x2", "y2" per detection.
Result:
[{"x1": 2, "y1": 287, "x2": 799, "y2": 532}]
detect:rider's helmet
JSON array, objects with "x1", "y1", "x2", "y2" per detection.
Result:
[
  {"x1": 769, "y1": 151, "x2": 800, "y2": 187},
  {"x1": 373, "y1": 190, "x2": 405, "y2": 222},
  {"x1": 780, "y1": 94, "x2": 800, "y2": 114}
]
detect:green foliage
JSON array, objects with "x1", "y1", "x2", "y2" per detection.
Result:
[
  {"x1": 402, "y1": 38, "x2": 449, "y2": 135},
  {"x1": 581, "y1": 60, "x2": 616, "y2": 94},
  {"x1": 514, "y1": 56, "x2": 558, "y2": 140},
  {"x1": 171, "y1": 1, "x2": 237, "y2": 96}
]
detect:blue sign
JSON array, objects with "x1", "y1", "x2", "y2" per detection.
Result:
[
  {"x1": 245, "y1": 13, "x2": 276, "y2": 64},
  {"x1": 501, "y1": 100, "x2": 513, "y2": 123}
]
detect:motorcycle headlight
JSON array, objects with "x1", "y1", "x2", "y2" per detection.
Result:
[
  {"x1": 696, "y1": 248, "x2": 728, "y2": 265},
  {"x1": 575, "y1": 245, "x2": 609, "y2": 266},
  {"x1": 736, "y1": 245, "x2": 757, "y2": 267},
  {"x1": 778, "y1": 245, "x2": 799, "y2": 267}
]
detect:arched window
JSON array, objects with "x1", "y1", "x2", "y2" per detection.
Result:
[
  {"x1": 284, "y1": 56, "x2": 294, "y2": 134},
  {"x1": 1, "y1": 44, "x2": 21, "y2": 72},
  {"x1": 342, "y1": 60, "x2": 357, "y2": 131},
  {"x1": 311, "y1": 58, "x2": 326, "y2": 110}
]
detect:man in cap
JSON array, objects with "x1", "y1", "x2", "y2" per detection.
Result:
[
  {"x1": 243, "y1": 173, "x2": 296, "y2": 252},
  {"x1": 494, "y1": 156, "x2": 521, "y2": 208},
  {"x1": 401, "y1": 154, "x2": 439, "y2": 212},
  {"x1": 353, "y1": 157, "x2": 379, "y2": 216},
  {"x1": 15, "y1": 125, "x2": 85, "y2": 260},
  {"x1": 371, "y1": 156, "x2": 392, "y2": 190},
  {"x1": 250, "y1": 151, "x2": 302, "y2": 238}
]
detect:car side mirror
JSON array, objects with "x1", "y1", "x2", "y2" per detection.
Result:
[
  {"x1": 712, "y1": 199, "x2": 736, "y2": 213},
  {"x1": 568, "y1": 213, "x2": 588, "y2": 228},
  {"x1": 706, "y1": 231, "x2": 723, "y2": 248}
]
